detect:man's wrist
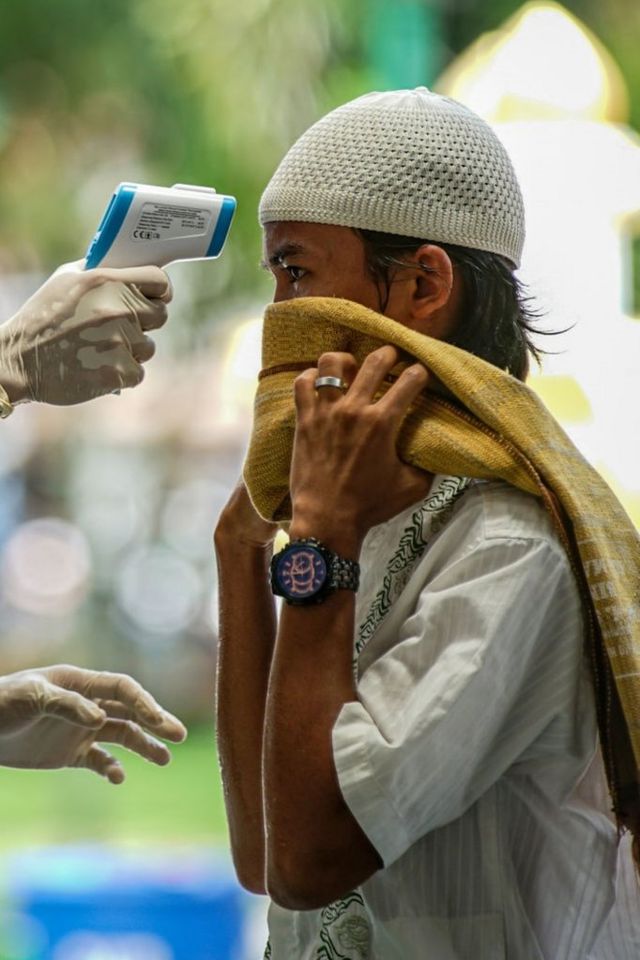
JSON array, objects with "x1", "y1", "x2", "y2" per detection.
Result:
[
  {"x1": 214, "y1": 527, "x2": 275, "y2": 566},
  {"x1": 288, "y1": 515, "x2": 363, "y2": 561}
]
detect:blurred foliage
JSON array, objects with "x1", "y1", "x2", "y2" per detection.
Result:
[
  {"x1": 0, "y1": 726, "x2": 226, "y2": 848},
  {"x1": 0, "y1": 0, "x2": 638, "y2": 321},
  {"x1": 0, "y1": 0, "x2": 365, "y2": 333}
]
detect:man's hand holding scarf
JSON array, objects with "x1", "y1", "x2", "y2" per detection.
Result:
[{"x1": 288, "y1": 345, "x2": 431, "y2": 555}]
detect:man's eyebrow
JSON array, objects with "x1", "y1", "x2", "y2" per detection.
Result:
[{"x1": 260, "y1": 241, "x2": 308, "y2": 269}]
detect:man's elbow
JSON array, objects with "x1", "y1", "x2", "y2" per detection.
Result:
[
  {"x1": 266, "y1": 843, "x2": 382, "y2": 911},
  {"x1": 237, "y1": 871, "x2": 268, "y2": 897},
  {"x1": 230, "y1": 851, "x2": 267, "y2": 896},
  {"x1": 267, "y1": 875, "x2": 332, "y2": 910},
  {"x1": 267, "y1": 861, "x2": 339, "y2": 911}
]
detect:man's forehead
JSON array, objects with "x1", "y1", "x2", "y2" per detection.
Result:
[
  {"x1": 264, "y1": 237, "x2": 308, "y2": 265},
  {"x1": 262, "y1": 221, "x2": 357, "y2": 262}
]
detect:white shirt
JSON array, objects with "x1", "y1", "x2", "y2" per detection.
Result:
[{"x1": 266, "y1": 477, "x2": 640, "y2": 959}]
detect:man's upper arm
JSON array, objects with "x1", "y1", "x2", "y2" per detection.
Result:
[{"x1": 332, "y1": 527, "x2": 585, "y2": 866}]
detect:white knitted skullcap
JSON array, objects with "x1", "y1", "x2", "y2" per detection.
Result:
[{"x1": 259, "y1": 87, "x2": 525, "y2": 268}]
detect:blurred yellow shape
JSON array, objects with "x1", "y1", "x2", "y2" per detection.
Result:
[
  {"x1": 437, "y1": 1, "x2": 628, "y2": 123},
  {"x1": 595, "y1": 465, "x2": 640, "y2": 531},
  {"x1": 219, "y1": 316, "x2": 263, "y2": 423},
  {"x1": 528, "y1": 374, "x2": 592, "y2": 423}
]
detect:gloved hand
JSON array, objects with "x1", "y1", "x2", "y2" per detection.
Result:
[
  {"x1": 0, "y1": 261, "x2": 172, "y2": 406},
  {"x1": 0, "y1": 664, "x2": 187, "y2": 784}
]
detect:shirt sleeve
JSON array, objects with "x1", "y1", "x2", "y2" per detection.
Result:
[{"x1": 332, "y1": 524, "x2": 585, "y2": 867}]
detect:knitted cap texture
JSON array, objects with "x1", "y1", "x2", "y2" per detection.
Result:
[{"x1": 259, "y1": 88, "x2": 525, "y2": 268}]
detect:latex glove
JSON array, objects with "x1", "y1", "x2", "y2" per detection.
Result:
[
  {"x1": 0, "y1": 664, "x2": 187, "y2": 784},
  {"x1": 0, "y1": 261, "x2": 172, "y2": 406}
]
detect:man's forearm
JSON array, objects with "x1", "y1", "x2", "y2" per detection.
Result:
[
  {"x1": 263, "y1": 522, "x2": 383, "y2": 910},
  {"x1": 215, "y1": 532, "x2": 276, "y2": 894}
]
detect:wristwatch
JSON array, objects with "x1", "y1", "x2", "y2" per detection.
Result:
[{"x1": 270, "y1": 538, "x2": 360, "y2": 606}]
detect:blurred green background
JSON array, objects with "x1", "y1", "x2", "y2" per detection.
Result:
[{"x1": 0, "y1": 1, "x2": 639, "y2": 955}]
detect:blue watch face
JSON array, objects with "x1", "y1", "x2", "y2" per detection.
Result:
[{"x1": 276, "y1": 545, "x2": 328, "y2": 600}]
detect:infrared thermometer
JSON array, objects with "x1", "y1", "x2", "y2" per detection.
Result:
[{"x1": 84, "y1": 182, "x2": 236, "y2": 269}]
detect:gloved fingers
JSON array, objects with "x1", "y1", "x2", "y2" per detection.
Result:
[
  {"x1": 96, "y1": 719, "x2": 171, "y2": 766},
  {"x1": 96, "y1": 347, "x2": 145, "y2": 390},
  {"x1": 40, "y1": 683, "x2": 107, "y2": 728},
  {"x1": 61, "y1": 354, "x2": 142, "y2": 398},
  {"x1": 51, "y1": 259, "x2": 85, "y2": 276},
  {"x1": 137, "y1": 298, "x2": 169, "y2": 332},
  {"x1": 91, "y1": 266, "x2": 173, "y2": 303},
  {"x1": 0, "y1": 673, "x2": 105, "y2": 729},
  {"x1": 81, "y1": 744, "x2": 125, "y2": 784},
  {"x1": 53, "y1": 667, "x2": 187, "y2": 742},
  {"x1": 94, "y1": 698, "x2": 175, "y2": 729},
  {"x1": 69, "y1": 282, "x2": 161, "y2": 337},
  {"x1": 118, "y1": 283, "x2": 169, "y2": 332},
  {"x1": 78, "y1": 315, "x2": 150, "y2": 375},
  {"x1": 118, "y1": 317, "x2": 157, "y2": 363},
  {"x1": 93, "y1": 699, "x2": 144, "y2": 722},
  {"x1": 131, "y1": 335, "x2": 156, "y2": 363}
]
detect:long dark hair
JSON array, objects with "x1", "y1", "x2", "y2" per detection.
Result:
[{"x1": 356, "y1": 228, "x2": 545, "y2": 382}]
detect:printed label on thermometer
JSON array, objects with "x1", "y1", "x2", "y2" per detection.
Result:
[{"x1": 131, "y1": 203, "x2": 212, "y2": 241}]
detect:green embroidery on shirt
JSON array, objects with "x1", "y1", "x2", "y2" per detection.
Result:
[
  {"x1": 355, "y1": 476, "x2": 471, "y2": 660},
  {"x1": 316, "y1": 892, "x2": 371, "y2": 959},
  {"x1": 335, "y1": 915, "x2": 370, "y2": 956}
]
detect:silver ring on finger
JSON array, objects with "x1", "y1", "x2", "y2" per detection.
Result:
[{"x1": 314, "y1": 376, "x2": 347, "y2": 393}]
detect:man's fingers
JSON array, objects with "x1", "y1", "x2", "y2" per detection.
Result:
[
  {"x1": 40, "y1": 684, "x2": 107, "y2": 729},
  {"x1": 81, "y1": 745, "x2": 125, "y2": 784},
  {"x1": 96, "y1": 720, "x2": 171, "y2": 766},
  {"x1": 376, "y1": 363, "x2": 429, "y2": 421},
  {"x1": 315, "y1": 352, "x2": 358, "y2": 401},
  {"x1": 293, "y1": 368, "x2": 318, "y2": 415},
  {"x1": 346, "y1": 345, "x2": 400, "y2": 404},
  {"x1": 295, "y1": 352, "x2": 361, "y2": 411}
]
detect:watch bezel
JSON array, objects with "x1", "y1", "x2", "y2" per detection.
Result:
[{"x1": 270, "y1": 539, "x2": 333, "y2": 605}]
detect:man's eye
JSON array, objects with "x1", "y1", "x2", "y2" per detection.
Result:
[{"x1": 284, "y1": 265, "x2": 306, "y2": 283}]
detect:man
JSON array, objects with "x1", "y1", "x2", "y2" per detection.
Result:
[
  {"x1": 0, "y1": 260, "x2": 186, "y2": 778},
  {"x1": 215, "y1": 88, "x2": 638, "y2": 958}
]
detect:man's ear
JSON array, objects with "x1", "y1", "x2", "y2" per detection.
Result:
[{"x1": 406, "y1": 244, "x2": 457, "y2": 339}]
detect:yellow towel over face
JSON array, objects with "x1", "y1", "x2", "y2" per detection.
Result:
[{"x1": 244, "y1": 295, "x2": 640, "y2": 853}]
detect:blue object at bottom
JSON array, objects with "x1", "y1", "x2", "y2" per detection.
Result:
[{"x1": 4, "y1": 845, "x2": 249, "y2": 960}]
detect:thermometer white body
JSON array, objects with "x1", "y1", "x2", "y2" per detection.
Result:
[{"x1": 85, "y1": 182, "x2": 236, "y2": 269}]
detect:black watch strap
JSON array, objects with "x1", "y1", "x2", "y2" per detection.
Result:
[{"x1": 327, "y1": 549, "x2": 360, "y2": 592}]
